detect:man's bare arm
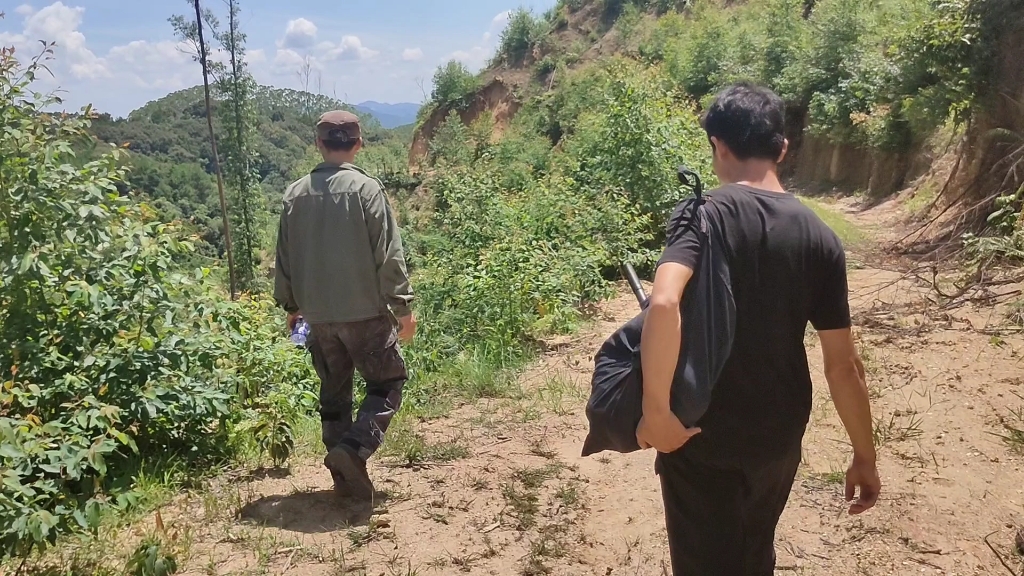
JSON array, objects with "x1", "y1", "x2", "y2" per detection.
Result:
[
  {"x1": 640, "y1": 262, "x2": 693, "y2": 413},
  {"x1": 636, "y1": 262, "x2": 701, "y2": 453},
  {"x1": 819, "y1": 328, "x2": 873, "y2": 457},
  {"x1": 819, "y1": 327, "x2": 880, "y2": 514}
]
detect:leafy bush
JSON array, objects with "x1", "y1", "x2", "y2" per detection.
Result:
[
  {"x1": 125, "y1": 537, "x2": 178, "y2": 576},
  {"x1": 638, "y1": 11, "x2": 687, "y2": 62},
  {"x1": 888, "y1": 0, "x2": 979, "y2": 136},
  {"x1": 564, "y1": 59, "x2": 716, "y2": 226},
  {"x1": 495, "y1": 8, "x2": 548, "y2": 66},
  {"x1": 556, "y1": 0, "x2": 589, "y2": 15},
  {"x1": 428, "y1": 111, "x2": 474, "y2": 166},
  {"x1": 430, "y1": 60, "x2": 481, "y2": 109},
  {"x1": 406, "y1": 166, "x2": 648, "y2": 372},
  {"x1": 0, "y1": 45, "x2": 318, "y2": 557},
  {"x1": 740, "y1": 0, "x2": 807, "y2": 96},
  {"x1": 397, "y1": 58, "x2": 715, "y2": 390},
  {"x1": 648, "y1": 0, "x2": 985, "y2": 154},
  {"x1": 615, "y1": 2, "x2": 645, "y2": 37},
  {"x1": 663, "y1": 0, "x2": 731, "y2": 100},
  {"x1": 535, "y1": 55, "x2": 558, "y2": 78}
]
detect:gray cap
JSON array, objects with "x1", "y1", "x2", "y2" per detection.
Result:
[{"x1": 316, "y1": 110, "x2": 361, "y2": 142}]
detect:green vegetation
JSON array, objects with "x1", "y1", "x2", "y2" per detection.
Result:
[
  {"x1": 640, "y1": 0, "x2": 984, "y2": 153},
  {"x1": 429, "y1": 60, "x2": 481, "y2": 111},
  {"x1": 84, "y1": 86, "x2": 410, "y2": 265},
  {"x1": 495, "y1": 8, "x2": 550, "y2": 66},
  {"x1": 0, "y1": 45, "x2": 320, "y2": 558},
  {"x1": 213, "y1": 0, "x2": 267, "y2": 293},
  {"x1": 799, "y1": 197, "x2": 865, "y2": 246},
  {"x1": 1, "y1": 15, "x2": 712, "y2": 567},
  {"x1": 4, "y1": 0, "x2": 1023, "y2": 570},
  {"x1": 1002, "y1": 395, "x2": 1024, "y2": 455}
]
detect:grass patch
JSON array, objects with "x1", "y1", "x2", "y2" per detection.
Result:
[
  {"x1": 291, "y1": 413, "x2": 326, "y2": 459},
  {"x1": 0, "y1": 457, "x2": 215, "y2": 576},
  {"x1": 535, "y1": 376, "x2": 586, "y2": 416},
  {"x1": 500, "y1": 464, "x2": 567, "y2": 531},
  {"x1": 401, "y1": 351, "x2": 525, "y2": 421},
  {"x1": 1007, "y1": 299, "x2": 1024, "y2": 328},
  {"x1": 904, "y1": 182, "x2": 938, "y2": 216},
  {"x1": 523, "y1": 536, "x2": 566, "y2": 575},
  {"x1": 798, "y1": 196, "x2": 865, "y2": 246},
  {"x1": 501, "y1": 481, "x2": 541, "y2": 530},
  {"x1": 515, "y1": 464, "x2": 563, "y2": 489},
  {"x1": 347, "y1": 517, "x2": 393, "y2": 548},
  {"x1": 529, "y1": 439, "x2": 559, "y2": 460},
  {"x1": 814, "y1": 469, "x2": 846, "y2": 486},
  {"x1": 379, "y1": 420, "x2": 470, "y2": 466},
  {"x1": 999, "y1": 394, "x2": 1024, "y2": 456},
  {"x1": 555, "y1": 481, "x2": 583, "y2": 510},
  {"x1": 873, "y1": 411, "x2": 925, "y2": 447}
]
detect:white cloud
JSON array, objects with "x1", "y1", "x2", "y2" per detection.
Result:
[
  {"x1": 451, "y1": 47, "x2": 489, "y2": 68},
  {"x1": 21, "y1": 1, "x2": 109, "y2": 79},
  {"x1": 324, "y1": 35, "x2": 377, "y2": 61},
  {"x1": 268, "y1": 22, "x2": 377, "y2": 79},
  {"x1": 248, "y1": 48, "x2": 267, "y2": 64},
  {"x1": 280, "y1": 18, "x2": 317, "y2": 49},
  {"x1": 0, "y1": 2, "x2": 212, "y2": 111},
  {"x1": 271, "y1": 48, "x2": 308, "y2": 75},
  {"x1": 402, "y1": 47, "x2": 424, "y2": 62},
  {"x1": 448, "y1": 11, "x2": 511, "y2": 70},
  {"x1": 0, "y1": 1, "x2": 439, "y2": 115},
  {"x1": 106, "y1": 40, "x2": 193, "y2": 90},
  {"x1": 484, "y1": 10, "x2": 512, "y2": 43}
]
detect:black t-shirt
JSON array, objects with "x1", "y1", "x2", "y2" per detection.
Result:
[{"x1": 658, "y1": 184, "x2": 851, "y2": 464}]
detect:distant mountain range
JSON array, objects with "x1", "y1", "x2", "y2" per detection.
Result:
[{"x1": 354, "y1": 101, "x2": 421, "y2": 129}]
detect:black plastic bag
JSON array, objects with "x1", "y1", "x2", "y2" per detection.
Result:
[{"x1": 581, "y1": 195, "x2": 736, "y2": 457}]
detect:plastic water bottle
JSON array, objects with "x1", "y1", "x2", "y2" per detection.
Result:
[{"x1": 290, "y1": 317, "x2": 311, "y2": 347}]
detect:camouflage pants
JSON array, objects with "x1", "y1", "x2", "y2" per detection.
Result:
[{"x1": 308, "y1": 315, "x2": 407, "y2": 461}]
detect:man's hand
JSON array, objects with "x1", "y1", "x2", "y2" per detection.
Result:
[
  {"x1": 397, "y1": 314, "x2": 417, "y2": 342},
  {"x1": 287, "y1": 312, "x2": 301, "y2": 331},
  {"x1": 637, "y1": 409, "x2": 701, "y2": 453},
  {"x1": 845, "y1": 455, "x2": 881, "y2": 515}
]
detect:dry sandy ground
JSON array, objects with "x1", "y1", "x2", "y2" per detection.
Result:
[{"x1": 147, "y1": 199, "x2": 1024, "y2": 576}]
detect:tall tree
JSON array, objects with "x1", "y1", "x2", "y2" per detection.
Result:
[
  {"x1": 216, "y1": 0, "x2": 264, "y2": 292},
  {"x1": 170, "y1": 1, "x2": 238, "y2": 299}
]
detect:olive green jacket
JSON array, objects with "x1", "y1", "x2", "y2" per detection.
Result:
[{"x1": 274, "y1": 162, "x2": 413, "y2": 323}]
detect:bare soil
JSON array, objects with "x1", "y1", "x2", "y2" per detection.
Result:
[{"x1": 149, "y1": 198, "x2": 1023, "y2": 576}]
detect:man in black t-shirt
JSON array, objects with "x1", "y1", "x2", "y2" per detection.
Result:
[{"x1": 636, "y1": 83, "x2": 881, "y2": 575}]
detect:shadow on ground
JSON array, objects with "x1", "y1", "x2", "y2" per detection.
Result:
[{"x1": 238, "y1": 490, "x2": 386, "y2": 533}]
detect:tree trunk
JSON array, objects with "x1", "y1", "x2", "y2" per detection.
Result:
[
  {"x1": 226, "y1": 0, "x2": 256, "y2": 291},
  {"x1": 194, "y1": 0, "x2": 237, "y2": 300}
]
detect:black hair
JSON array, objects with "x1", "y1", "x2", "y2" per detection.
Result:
[
  {"x1": 320, "y1": 137, "x2": 360, "y2": 152},
  {"x1": 701, "y1": 82, "x2": 786, "y2": 162}
]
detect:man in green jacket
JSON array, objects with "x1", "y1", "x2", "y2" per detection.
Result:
[{"x1": 274, "y1": 110, "x2": 416, "y2": 500}]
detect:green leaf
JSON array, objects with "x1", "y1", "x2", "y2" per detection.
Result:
[
  {"x1": 19, "y1": 252, "x2": 36, "y2": 273},
  {"x1": 85, "y1": 499, "x2": 102, "y2": 528}
]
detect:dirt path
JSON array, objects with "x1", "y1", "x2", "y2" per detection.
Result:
[{"x1": 163, "y1": 198, "x2": 1024, "y2": 576}]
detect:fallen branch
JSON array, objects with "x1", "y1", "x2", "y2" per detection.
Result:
[
  {"x1": 908, "y1": 556, "x2": 943, "y2": 570},
  {"x1": 984, "y1": 530, "x2": 1022, "y2": 576}
]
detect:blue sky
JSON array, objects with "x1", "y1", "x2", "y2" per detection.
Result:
[{"x1": 0, "y1": 0, "x2": 558, "y2": 117}]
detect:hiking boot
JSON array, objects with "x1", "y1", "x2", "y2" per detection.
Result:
[
  {"x1": 329, "y1": 469, "x2": 351, "y2": 497},
  {"x1": 325, "y1": 444, "x2": 373, "y2": 500}
]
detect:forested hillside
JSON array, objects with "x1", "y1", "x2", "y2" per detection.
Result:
[
  {"x1": 416, "y1": 0, "x2": 1023, "y2": 249},
  {"x1": 82, "y1": 86, "x2": 414, "y2": 259},
  {"x1": 2, "y1": 0, "x2": 1023, "y2": 573}
]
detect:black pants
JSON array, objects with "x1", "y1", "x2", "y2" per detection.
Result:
[
  {"x1": 308, "y1": 315, "x2": 408, "y2": 461},
  {"x1": 656, "y1": 443, "x2": 802, "y2": 575}
]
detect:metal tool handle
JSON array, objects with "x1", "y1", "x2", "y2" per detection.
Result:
[{"x1": 621, "y1": 263, "x2": 649, "y2": 309}]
